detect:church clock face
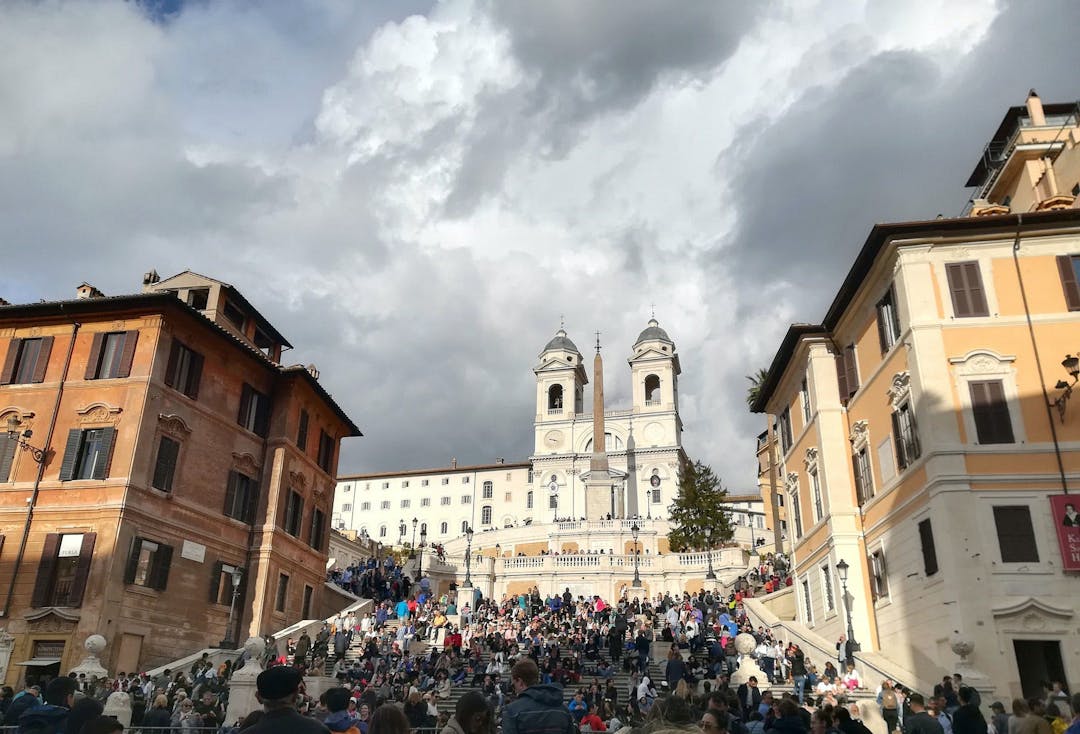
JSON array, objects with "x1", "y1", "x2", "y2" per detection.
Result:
[{"x1": 544, "y1": 430, "x2": 564, "y2": 449}]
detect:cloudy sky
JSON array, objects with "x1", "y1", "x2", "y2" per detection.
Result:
[{"x1": 2, "y1": 0, "x2": 1079, "y2": 488}]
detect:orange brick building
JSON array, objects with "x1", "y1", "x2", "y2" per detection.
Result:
[{"x1": 0, "y1": 271, "x2": 360, "y2": 682}]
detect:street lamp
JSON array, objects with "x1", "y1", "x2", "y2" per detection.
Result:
[
  {"x1": 631, "y1": 522, "x2": 641, "y2": 587},
  {"x1": 1050, "y1": 354, "x2": 1080, "y2": 422},
  {"x1": 417, "y1": 526, "x2": 428, "y2": 579},
  {"x1": 5, "y1": 416, "x2": 47, "y2": 464},
  {"x1": 835, "y1": 559, "x2": 860, "y2": 651},
  {"x1": 410, "y1": 517, "x2": 418, "y2": 559},
  {"x1": 220, "y1": 566, "x2": 244, "y2": 649},
  {"x1": 462, "y1": 526, "x2": 475, "y2": 588},
  {"x1": 704, "y1": 526, "x2": 716, "y2": 580}
]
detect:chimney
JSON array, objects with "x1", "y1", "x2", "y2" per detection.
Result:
[
  {"x1": 1026, "y1": 89, "x2": 1046, "y2": 126},
  {"x1": 142, "y1": 269, "x2": 160, "y2": 292},
  {"x1": 0, "y1": 298, "x2": 9, "y2": 306},
  {"x1": 76, "y1": 283, "x2": 105, "y2": 300},
  {"x1": 306, "y1": 364, "x2": 320, "y2": 380},
  {"x1": 495, "y1": 457, "x2": 504, "y2": 464},
  {"x1": 450, "y1": 457, "x2": 458, "y2": 469}
]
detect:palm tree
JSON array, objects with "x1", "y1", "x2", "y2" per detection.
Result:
[{"x1": 745, "y1": 367, "x2": 770, "y2": 410}]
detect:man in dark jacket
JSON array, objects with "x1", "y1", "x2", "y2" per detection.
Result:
[
  {"x1": 904, "y1": 694, "x2": 945, "y2": 734},
  {"x1": 737, "y1": 678, "x2": 763, "y2": 721},
  {"x1": 502, "y1": 658, "x2": 575, "y2": 734},
  {"x1": 17, "y1": 677, "x2": 75, "y2": 734},
  {"x1": 952, "y1": 688, "x2": 988, "y2": 734},
  {"x1": 243, "y1": 666, "x2": 330, "y2": 734}
]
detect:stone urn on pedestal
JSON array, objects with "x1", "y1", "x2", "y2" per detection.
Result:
[
  {"x1": 69, "y1": 635, "x2": 109, "y2": 680},
  {"x1": 225, "y1": 636, "x2": 266, "y2": 727},
  {"x1": 949, "y1": 630, "x2": 995, "y2": 705},
  {"x1": 729, "y1": 632, "x2": 767, "y2": 686}
]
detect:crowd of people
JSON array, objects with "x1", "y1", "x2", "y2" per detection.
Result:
[{"x1": 2, "y1": 556, "x2": 1076, "y2": 734}]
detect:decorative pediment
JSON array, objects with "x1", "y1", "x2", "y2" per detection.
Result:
[
  {"x1": 289, "y1": 470, "x2": 308, "y2": 492},
  {"x1": 948, "y1": 350, "x2": 1016, "y2": 375},
  {"x1": 23, "y1": 608, "x2": 81, "y2": 633},
  {"x1": 232, "y1": 452, "x2": 261, "y2": 476},
  {"x1": 803, "y1": 447, "x2": 819, "y2": 472},
  {"x1": 76, "y1": 402, "x2": 122, "y2": 425},
  {"x1": 991, "y1": 597, "x2": 1074, "y2": 620},
  {"x1": 886, "y1": 371, "x2": 911, "y2": 410},
  {"x1": 157, "y1": 413, "x2": 192, "y2": 437},
  {"x1": 785, "y1": 472, "x2": 799, "y2": 492},
  {"x1": 849, "y1": 420, "x2": 870, "y2": 451}
]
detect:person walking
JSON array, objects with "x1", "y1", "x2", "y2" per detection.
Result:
[
  {"x1": 879, "y1": 681, "x2": 900, "y2": 733},
  {"x1": 903, "y1": 694, "x2": 945, "y2": 734}
]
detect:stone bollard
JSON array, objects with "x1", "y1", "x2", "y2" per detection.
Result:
[
  {"x1": 225, "y1": 637, "x2": 266, "y2": 728},
  {"x1": 103, "y1": 691, "x2": 132, "y2": 729}
]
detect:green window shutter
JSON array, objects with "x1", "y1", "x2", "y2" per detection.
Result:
[
  {"x1": 91, "y1": 427, "x2": 117, "y2": 480},
  {"x1": 58, "y1": 429, "x2": 84, "y2": 481}
]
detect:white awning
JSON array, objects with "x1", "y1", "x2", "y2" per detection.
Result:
[{"x1": 16, "y1": 658, "x2": 61, "y2": 667}]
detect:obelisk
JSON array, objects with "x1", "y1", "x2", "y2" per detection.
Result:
[{"x1": 585, "y1": 335, "x2": 611, "y2": 519}]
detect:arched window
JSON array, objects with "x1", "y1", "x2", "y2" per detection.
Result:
[
  {"x1": 547, "y1": 384, "x2": 564, "y2": 410},
  {"x1": 440, "y1": 521, "x2": 448, "y2": 534},
  {"x1": 379, "y1": 525, "x2": 387, "y2": 538},
  {"x1": 645, "y1": 374, "x2": 661, "y2": 404},
  {"x1": 461, "y1": 520, "x2": 469, "y2": 533},
  {"x1": 481, "y1": 505, "x2": 492, "y2": 525},
  {"x1": 527, "y1": 491, "x2": 534, "y2": 509},
  {"x1": 584, "y1": 433, "x2": 622, "y2": 452},
  {"x1": 421, "y1": 522, "x2": 428, "y2": 534},
  {"x1": 482, "y1": 481, "x2": 493, "y2": 499}
]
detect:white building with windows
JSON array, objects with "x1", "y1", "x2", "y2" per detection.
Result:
[{"x1": 332, "y1": 320, "x2": 687, "y2": 545}]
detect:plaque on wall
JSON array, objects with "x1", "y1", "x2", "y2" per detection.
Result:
[{"x1": 181, "y1": 540, "x2": 206, "y2": 563}]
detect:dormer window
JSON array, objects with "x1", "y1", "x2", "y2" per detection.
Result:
[
  {"x1": 186, "y1": 288, "x2": 209, "y2": 310},
  {"x1": 254, "y1": 327, "x2": 275, "y2": 357},
  {"x1": 222, "y1": 300, "x2": 246, "y2": 330}
]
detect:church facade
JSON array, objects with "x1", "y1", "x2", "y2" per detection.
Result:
[{"x1": 333, "y1": 320, "x2": 687, "y2": 542}]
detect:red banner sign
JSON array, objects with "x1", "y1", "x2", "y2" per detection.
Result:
[{"x1": 1050, "y1": 495, "x2": 1080, "y2": 571}]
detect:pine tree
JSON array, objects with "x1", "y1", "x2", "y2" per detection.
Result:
[{"x1": 667, "y1": 455, "x2": 734, "y2": 551}]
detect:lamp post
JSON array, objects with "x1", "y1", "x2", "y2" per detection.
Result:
[
  {"x1": 704, "y1": 526, "x2": 716, "y2": 580},
  {"x1": 410, "y1": 517, "x2": 418, "y2": 559},
  {"x1": 5, "y1": 417, "x2": 47, "y2": 464},
  {"x1": 463, "y1": 526, "x2": 475, "y2": 588},
  {"x1": 836, "y1": 559, "x2": 860, "y2": 651},
  {"x1": 220, "y1": 566, "x2": 244, "y2": 649},
  {"x1": 631, "y1": 522, "x2": 641, "y2": 587},
  {"x1": 1050, "y1": 354, "x2": 1080, "y2": 422},
  {"x1": 417, "y1": 527, "x2": 427, "y2": 579}
]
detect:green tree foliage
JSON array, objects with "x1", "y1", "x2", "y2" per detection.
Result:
[
  {"x1": 745, "y1": 367, "x2": 770, "y2": 410},
  {"x1": 667, "y1": 455, "x2": 734, "y2": 552}
]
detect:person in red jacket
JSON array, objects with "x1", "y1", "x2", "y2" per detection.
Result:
[{"x1": 580, "y1": 703, "x2": 607, "y2": 731}]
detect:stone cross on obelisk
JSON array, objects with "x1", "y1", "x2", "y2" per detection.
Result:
[{"x1": 585, "y1": 333, "x2": 612, "y2": 519}]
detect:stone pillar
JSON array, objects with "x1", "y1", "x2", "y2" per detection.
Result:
[
  {"x1": 69, "y1": 635, "x2": 108, "y2": 680},
  {"x1": 225, "y1": 637, "x2": 266, "y2": 727}
]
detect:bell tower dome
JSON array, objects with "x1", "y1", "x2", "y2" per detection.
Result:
[
  {"x1": 534, "y1": 328, "x2": 587, "y2": 424},
  {"x1": 629, "y1": 318, "x2": 681, "y2": 415}
]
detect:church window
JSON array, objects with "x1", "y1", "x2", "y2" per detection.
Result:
[
  {"x1": 644, "y1": 374, "x2": 661, "y2": 405},
  {"x1": 378, "y1": 525, "x2": 387, "y2": 538},
  {"x1": 461, "y1": 495, "x2": 471, "y2": 504},
  {"x1": 421, "y1": 522, "x2": 427, "y2": 534},
  {"x1": 548, "y1": 384, "x2": 564, "y2": 412},
  {"x1": 526, "y1": 491, "x2": 534, "y2": 508},
  {"x1": 361, "y1": 502, "x2": 371, "y2": 511},
  {"x1": 440, "y1": 522, "x2": 448, "y2": 534},
  {"x1": 481, "y1": 505, "x2": 492, "y2": 525},
  {"x1": 441, "y1": 496, "x2": 451, "y2": 506},
  {"x1": 461, "y1": 521, "x2": 469, "y2": 533},
  {"x1": 482, "y1": 481, "x2": 493, "y2": 499},
  {"x1": 549, "y1": 494, "x2": 558, "y2": 509},
  {"x1": 421, "y1": 498, "x2": 431, "y2": 507}
]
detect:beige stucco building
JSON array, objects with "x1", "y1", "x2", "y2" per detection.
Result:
[{"x1": 749, "y1": 92, "x2": 1080, "y2": 702}]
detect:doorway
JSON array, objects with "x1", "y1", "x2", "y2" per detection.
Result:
[{"x1": 1013, "y1": 640, "x2": 1067, "y2": 699}]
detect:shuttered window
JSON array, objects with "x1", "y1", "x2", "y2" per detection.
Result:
[
  {"x1": 869, "y1": 550, "x2": 889, "y2": 600},
  {"x1": 790, "y1": 487, "x2": 803, "y2": 538},
  {"x1": 852, "y1": 447, "x2": 873, "y2": 505},
  {"x1": 123, "y1": 537, "x2": 173, "y2": 590},
  {"x1": 209, "y1": 561, "x2": 245, "y2": 605},
  {"x1": 237, "y1": 384, "x2": 271, "y2": 437},
  {"x1": 891, "y1": 403, "x2": 921, "y2": 471},
  {"x1": 309, "y1": 508, "x2": 326, "y2": 551},
  {"x1": 317, "y1": 430, "x2": 334, "y2": 473},
  {"x1": 969, "y1": 380, "x2": 1015, "y2": 444},
  {"x1": 297, "y1": 410, "x2": 309, "y2": 451},
  {"x1": 85, "y1": 331, "x2": 139, "y2": 380},
  {"x1": 275, "y1": 573, "x2": 289, "y2": 613},
  {"x1": 31, "y1": 532, "x2": 96, "y2": 607},
  {"x1": 223, "y1": 470, "x2": 259, "y2": 524},
  {"x1": 946, "y1": 262, "x2": 989, "y2": 317},
  {"x1": 58, "y1": 428, "x2": 116, "y2": 481},
  {"x1": 163, "y1": 340, "x2": 203, "y2": 399},
  {"x1": 151, "y1": 436, "x2": 180, "y2": 492},
  {"x1": 835, "y1": 346, "x2": 859, "y2": 403},
  {"x1": 876, "y1": 286, "x2": 902, "y2": 353},
  {"x1": 778, "y1": 409, "x2": 793, "y2": 454},
  {"x1": 0, "y1": 434, "x2": 17, "y2": 483},
  {"x1": 918, "y1": 519, "x2": 939, "y2": 576},
  {"x1": 283, "y1": 491, "x2": 304, "y2": 537},
  {"x1": 0, "y1": 337, "x2": 53, "y2": 385},
  {"x1": 993, "y1": 506, "x2": 1039, "y2": 563},
  {"x1": 1056, "y1": 255, "x2": 1080, "y2": 311}
]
